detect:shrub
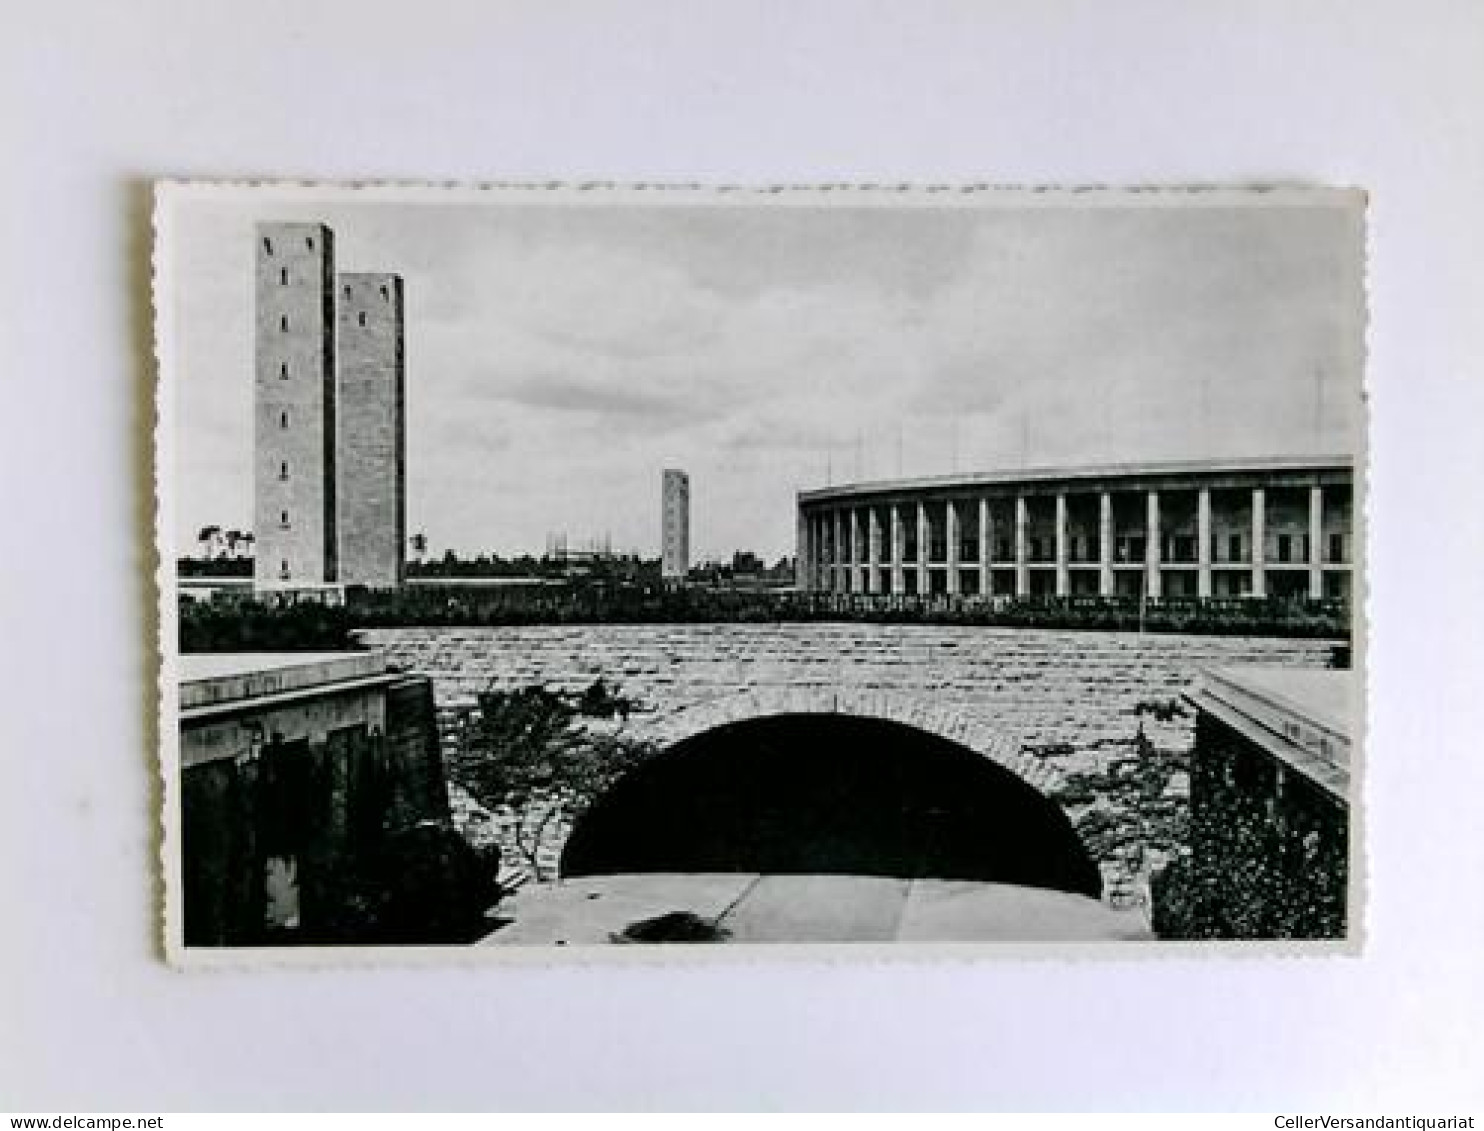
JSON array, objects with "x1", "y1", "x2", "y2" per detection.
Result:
[
  {"x1": 449, "y1": 681, "x2": 658, "y2": 878},
  {"x1": 179, "y1": 598, "x2": 359, "y2": 652},
  {"x1": 1152, "y1": 774, "x2": 1346, "y2": 940}
]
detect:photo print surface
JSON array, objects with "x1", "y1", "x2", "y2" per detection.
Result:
[{"x1": 154, "y1": 183, "x2": 1364, "y2": 959}]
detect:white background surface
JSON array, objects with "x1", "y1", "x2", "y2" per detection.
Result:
[{"x1": 3, "y1": 0, "x2": 1483, "y2": 1112}]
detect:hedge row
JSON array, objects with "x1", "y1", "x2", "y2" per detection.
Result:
[{"x1": 178, "y1": 588, "x2": 1350, "y2": 651}]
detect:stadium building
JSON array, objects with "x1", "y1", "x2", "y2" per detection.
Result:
[{"x1": 795, "y1": 455, "x2": 1355, "y2": 603}]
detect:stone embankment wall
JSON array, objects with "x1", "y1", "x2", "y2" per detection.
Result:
[
  {"x1": 363, "y1": 624, "x2": 1336, "y2": 912},
  {"x1": 1152, "y1": 709, "x2": 1349, "y2": 939},
  {"x1": 181, "y1": 676, "x2": 456, "y2": 946}
]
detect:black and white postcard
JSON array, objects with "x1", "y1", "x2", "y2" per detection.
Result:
[{"x1": 153, "y1": 182, "x2": 1364, "y2": 960}]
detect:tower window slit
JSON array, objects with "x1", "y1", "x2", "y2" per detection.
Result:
[
  {"x1": 262, "y1": 237, "x2": 273, "y2": 255},
  {"x1": 280, "y1": 361, "x2": 289, "y2": 379},
  {"x1": 358, "y1": 311, "x2": 367, "y2": 327},
  {"x1": 280, "y1": 315, "x2": 289, "y2": 332},
  {"x1": 280, "y1": 410, "x2": 288, "y2": 429},
  {"x1": 279, "y1": 461, "x2": 288, "y2": 481},
  {"x1": 280, "y1": 267, "x2": 288, "y2": 286}
]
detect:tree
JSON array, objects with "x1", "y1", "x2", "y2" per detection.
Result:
[
  {"x1": 449, "y1": 681, "x2": 654, "y2": 879},
  {"x1": 410, "y1": 531, "x2": 429, "y2": 563},
  {"x1": 196, "y1": 524, "x2": 222, "y2": 560}
]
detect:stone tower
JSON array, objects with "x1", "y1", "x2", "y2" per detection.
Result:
[
  {"x1": 661, "y1": 468, "x2": 690, "y2": 582},
  {"x1": 253, "y1": 222, "x2": 337, "y2": 589},
  {"x1": 336, "y1": 273, "x2": 406, "y2": 588}
]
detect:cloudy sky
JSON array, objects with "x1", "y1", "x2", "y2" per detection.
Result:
[{"x1": 165, "y1": 187, "x2": 1364, "y2": 562}]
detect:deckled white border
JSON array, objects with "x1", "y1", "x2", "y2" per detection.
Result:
[{"x1": 152, "y1": 179, "x2": 1369, "y2": 968}]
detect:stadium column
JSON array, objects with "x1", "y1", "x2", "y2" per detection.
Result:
[
  {"x1": 945, "y1": 501, "x2": 960, "y2": 594},
  {"x1": 917, "y1": 501, "x2": 929, "y2": 580},
  {"x1": 1197, "y1": 486, "x2": 1213, "y2": 599},
  {"x1": 1251, "y1": 487, "x2": 1267, "y2": 598},
  {"x1": 867, "y1": 506, "x2": 881, "y2": 595},
  {"x1": 819, "y1": 511, "x2": 828, "y2": 592},
  {"x1": 854, "y1": 504, "x2": 866, "y2": 590},
  {"x1": 1145, "y1": 490, "x2": 1163, "y2": 599},
  {"x1": 1309, "y1": 485, "x2": 1324, "y2": 599},
  {"x1": 796, "y1": 509, "x2": 810, "y2": 592},
  {"x1": 815, "y1": 514, "x2": 826, "y2": 591},
  {"x1": 816, "y1": 513, "x2": 828, "y2": 591},
  {"x1": 1014, "y1": 495, "x2": 1029, "y2": 597},
  {"x1": 978, "y1": 497, "x2": 991, "y2": 595},
  {"x1": 890, "y1": 504, "x2": 905, "y2": 594},
  {"x1": 832, "y1": 510, "x2": 844, "y2": 594},
  {"x1": 1054, "y1": 492, "x2": 1069, "y2": 597},
  {"x1": 1098, "y1": 491, "x2": 1114, "y2": 597}
]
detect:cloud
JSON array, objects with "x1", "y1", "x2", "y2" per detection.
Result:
[
  {"x1": 501, "y1": 373, "x2": 716, "y2": 424},
  {"x1": 425, "y1": 410, "x2": 514, "y2": 455},
  {"x1": 170, "y1": 193, "x2": 1364, "y2": 558},
  {"x1": 722, "y1": 416, "x2": 840, "y2": 453}
]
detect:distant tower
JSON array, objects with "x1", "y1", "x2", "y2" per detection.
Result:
[
  {"x1": 661, "y1": 469, "x2": 690, "y2": 583},
  {"x1": 254, "y1": 222, "x2": 337, "y2": 589},
  {"x1": 336, "y1": 273, "x2": 406, "y2": 588}
]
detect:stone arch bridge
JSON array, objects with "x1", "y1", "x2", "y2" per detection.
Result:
[
  {"x1": 631, "y1": 684, "x2": 1057, "y2": 793},
  {"x1": 363, "y1": 622, "x2": 1335, "y2": 911}
]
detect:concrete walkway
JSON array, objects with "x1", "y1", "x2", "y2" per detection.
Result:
[{"x1": 480, "y1": 873, "x2": 1153, "y2": 945}]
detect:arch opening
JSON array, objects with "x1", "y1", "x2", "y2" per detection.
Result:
[{"x1": 561, "y1": 712, "x2": 1101, "y2": 899}]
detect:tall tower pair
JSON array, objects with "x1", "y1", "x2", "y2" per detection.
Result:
[{"x1": 253, "y1": 222, "x2": 406, "y2": 591}]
